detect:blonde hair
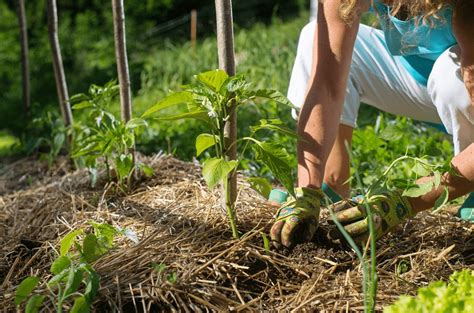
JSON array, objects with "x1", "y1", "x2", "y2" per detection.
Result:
[{"x1": 339, "y1": 0, "x2": 454, "y2": 24}]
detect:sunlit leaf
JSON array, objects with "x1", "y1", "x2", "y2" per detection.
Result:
[
  {"x1": 50, "y1": 256, "x2": 72, "y2": 275},
  {"x1": 156, "y1": 110, "x2": 210, "y2": 123},
  {"x1": 141, "y1": 91, "x2": 193, "y2": 118},
  {"x1": 379, "y1": 125, "x2": 403, "y2": 142},
  {"x1": 196, "y1": 69, "x2": 228, "y2": 92},
  {"x1": 60, "y1": 230, "x2": 83, "y2": 256},
  {"x1": 250, "y1": 89, "x2": 295, "y2": 108},
  {"x1": 126, "y1": 118, "x2": 148, "y2": 129},
  {"x1": 195, "y1": 133, "x2": 219, "y2": 157},
  {"x1": 251, "y1": 119, "x2": 298, "y2": 138},
  {"x1": 411, "y1": 162, "x2": 431, "y2": 177},
  {"x1": 202, "y1": 158, "x2": 238, "y2": 189}
]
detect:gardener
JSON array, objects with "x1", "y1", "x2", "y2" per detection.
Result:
[{"x1": 270, "y1": 0, "x2": 474, "y2": 250}]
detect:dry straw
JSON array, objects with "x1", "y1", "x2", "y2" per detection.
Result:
[{"x1": 1, "y1": 155, "x2": 473, "y2": 311}]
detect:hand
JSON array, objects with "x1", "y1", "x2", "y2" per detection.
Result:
[
  {"x1": 328, "y1": 190, "x2": 416, "y2": 244},
  {"x1": 270, "y1": 187, "x2": 323, "y2": 250}
]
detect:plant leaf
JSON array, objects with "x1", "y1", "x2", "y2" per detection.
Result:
[
  {"x1": 252, "y1": 141, "x2": 295, "y2": 197},
  {"x1": 64, "y1": 268, "x2": 84, "y2": 297},
  {"x1": 50, "y1": 256, "x2": 72, "y2": 275},
  {"x1": 433, "y1": 171, "x2": 442, "y2": 189},
  {"x1": 196, "y1": 69, "x2": 228, "y2": 92},
  {"x1": 151, "y1": 262, "x2": 167, "y2": 273},
  {"x1": 402, "y1": 181, "x2": 434, "y2": 198},
  {"x1": 433, "y1": 187, "x2": 449, "y2": 213},
  {"x1": 155, "y1": 110, "x2": 210, "y2": 123},
  {"x1": 83, "y1": 234, "x2": 105, "y2": 263},
  {"x1": 84, "y1": 269, "x2": 100, "y2": 303},
  {"x1": 261, "y1": 232, "x2": 270, "y2": 252},
  {"x1": 60, "y1": 230, "x2": 83, "y2": 256},
  {"x1": 25, "y1": 295, "x2": 45, "y2": 313},
  {"x1": 15, "y1": 276, "x2": 40, "y2": 305},
  {"x1": 251, "y1": 119, "x2": 298, "y2": 138},
  {"x1": 70, "y1": 296, "x2": 90, "y2": 313},
  {"x1": 201, "y1": 158, "x2": 238, "y2": 189},
  {"x1": 379, "y1": 125, "x2": 403, "y2": 142},
  {"x1": 115, "y1": 154, "x2": 134, "y2": 180},
  {"x1": 126, "y1": 118, "x2": 148, "y2": 129},
  {"x1": 251, "y1": 89, "x2": 295, "y2": 108},
  {"x1": 411, "y1": 162, "x2": 431, "y2": 177},
  {"x1": 195, "y1": 133, "x2": 218, "y2": 157},
  {"x1": 247, "y1": 177, "x2": 272, "y2": 199},
  {"x1": 141, "y1": 91, "x2": 194, "y2": 118},
  {"x1": 139, "y1": 164, "x2": 154, "y2": 177}
]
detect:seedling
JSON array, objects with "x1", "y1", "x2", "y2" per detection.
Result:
[
  {"x1": 15, "y1": 222, "x2": 137, "y2": 312},
  {"x1": 143, "y1": 70, "x2": 297, "y2": 238},
  {"x1": 71, "y1": 82, "x2": 153, "y2": 188}
]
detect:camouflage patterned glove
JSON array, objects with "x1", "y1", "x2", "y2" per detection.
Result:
[
  {"x1": 329, "y1": 190, "x2": 416, "y2": 244},
  {"x1": 270, "y1": 187, "x2": 324, "y2": 250}
]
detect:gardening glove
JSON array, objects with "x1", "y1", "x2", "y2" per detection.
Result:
[
  {"x1": 328, "y1": 190, "x2": 416, "y2": 244},
  {"x1": 270, "y1": 187, "x2": 324, "y2": 250}
]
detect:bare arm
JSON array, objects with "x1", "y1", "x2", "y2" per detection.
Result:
[{"x1": 297, "y1": 0, "x2": 369, "y2": 189}]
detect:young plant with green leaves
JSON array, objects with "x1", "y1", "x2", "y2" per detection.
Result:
[
  {"x1": 15, "y1": 222, "x2": 137, "y2": 313},
  {"x1": 143, "y1": 69, "x2": 297, "y2": 238},
  {"x1": 71, "y1": 82, "x2": 153, "y2": 188},
  {"x1": 24, "y1": 112, "x2": 67, "y2": 167}
]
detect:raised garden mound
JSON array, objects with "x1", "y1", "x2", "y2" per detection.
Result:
[{"x1": 0, "y1": 155, "x2": 473, "y2": 311}]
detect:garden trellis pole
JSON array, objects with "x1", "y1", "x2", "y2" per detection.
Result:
[
  {"x1": 215, "y1": 0, "x2": 238, "y2": 236},
  {"x1": 17, "y1": 0, "x2": 30, "y2": 115},
  {"x1": 111, "y1": 0, "x2": 132, "y2": 123},
  {"x1": 47, "y1": 0, "x2": 73, "y2": 127}
]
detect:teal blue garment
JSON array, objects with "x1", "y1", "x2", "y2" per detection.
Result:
[{"x1": 371, "y1": 1, "x2": 457, "y2": 85}]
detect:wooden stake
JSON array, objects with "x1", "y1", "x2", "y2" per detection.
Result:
[
  {"x1": 17, "y1": 0, "x2": 30, "y2": 115},
  {"x1": 46, "y1": 0, "x2": 73, "y2": 127},
  {"x1": 111, "y1": 0, "x2": 132, "y2": 123},
  {"x1": 190, "y1": 10, "x2": 197, "y2": 49},
  {"x1": 215, "y1": 0, "x2": 237, "y2": 211}
]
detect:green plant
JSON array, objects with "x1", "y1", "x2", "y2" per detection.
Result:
[
  {"x1": 143, "y1": 69, "x2": 297, "y2": 238},
  {"x1": 23, "y1": 112, "x2": 67, "y2": 167},
  {"x1": 14, "y1": 222, "x2": 137, "y2": 312},
  {"x1": 71, "y1": 82, "x2": 153, "y2": 188},
  {"x1": 385, "y1": 270, "x2": 474, "y2": 313}
]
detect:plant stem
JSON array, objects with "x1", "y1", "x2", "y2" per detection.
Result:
[
  {"x1": 346, "y1": 142, "x2": 378, "y2": 312},
  {"x1": 224, "y1": 178, "x2": 239, "y2": 238}
]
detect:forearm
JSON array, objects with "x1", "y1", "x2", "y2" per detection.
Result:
[
  {"x1": 297, "y1": 92, "x2": 345, "y2": 188},
  {"x1": 297, "y1": 1, "x2": 361, "y2": 189},
  {"x1": 409, "y1": 144, "x2": 474, "y2": 213}
]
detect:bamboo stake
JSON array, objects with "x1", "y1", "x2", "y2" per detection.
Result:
[
  {"x1": 46, "y1": 0, "x2": 73, "y2": 127},
  {"x1": 17, "y1": 0, "x2": 30, "y2": 115},
  {"x1": 215, "y1": 0, "x2": 238, "y2": 236},
  {"x1": 190, "y1": 10, "x2": 197, "y2": 49},
  {"x1": 111, "y1": 0, "x2": 132, "y2": 123}
]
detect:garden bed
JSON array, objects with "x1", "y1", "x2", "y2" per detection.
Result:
[{"x1": 1, "y1": 155, "x2": 473, "y2": 311}]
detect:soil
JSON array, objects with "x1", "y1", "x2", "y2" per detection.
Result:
[{"x1": 0, "y1": 155, "x2": 473, "y2": 312}]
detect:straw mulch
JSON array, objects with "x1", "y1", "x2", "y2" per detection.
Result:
[{"x1": 0, "y1": 155, "x2": 473, "y2": 312}]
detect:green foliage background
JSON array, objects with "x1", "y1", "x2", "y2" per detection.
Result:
[{"x1": 0, "y1": 1, "x2": 453, "y2": 188}]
